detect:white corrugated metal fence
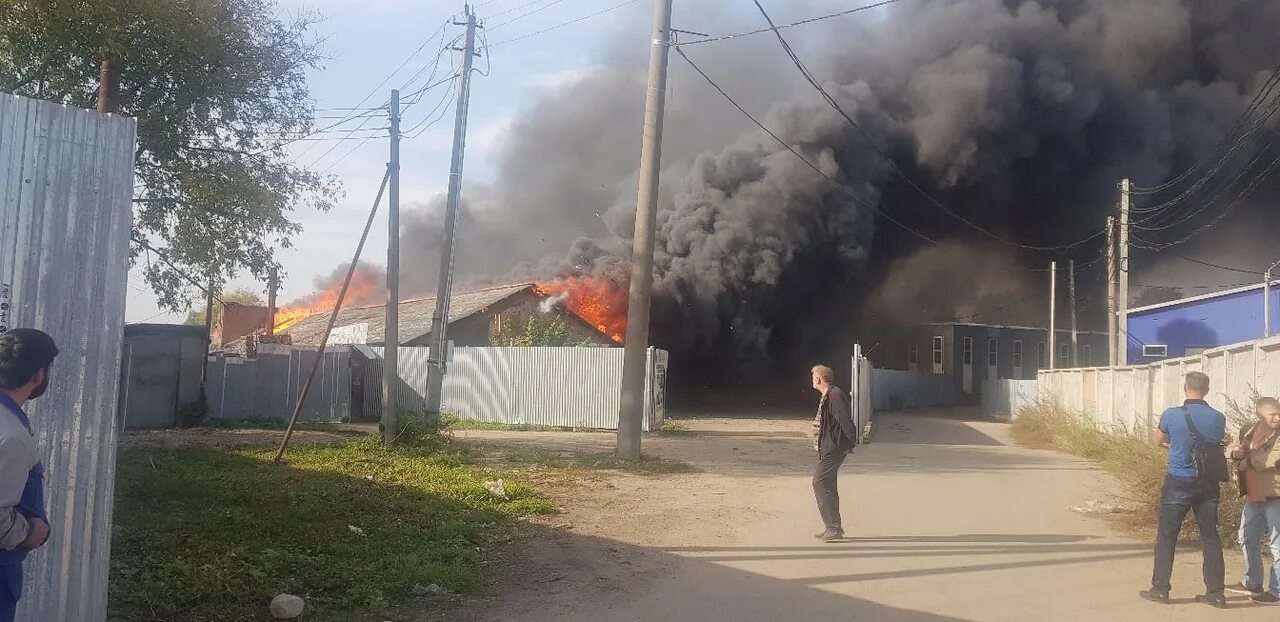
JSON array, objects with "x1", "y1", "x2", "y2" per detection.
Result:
[
  {"x1": 1, "y1": 93, "x2": 136, "y2": 620},
  {"x1": 362, "y1": 346, "x2": 667, "y2": 431}
]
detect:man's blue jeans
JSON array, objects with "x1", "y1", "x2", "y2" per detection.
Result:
[
  {"x1": 1240, "y1": 500, "x2": 1280, "y2": 595},
  {"x1": 1152, "y1": 475, "x2": 1225, "y2": 594}
]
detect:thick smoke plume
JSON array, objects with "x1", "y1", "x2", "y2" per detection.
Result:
[{"x1": 386, "y1": 0, "x2": 1279, "y2": 384}]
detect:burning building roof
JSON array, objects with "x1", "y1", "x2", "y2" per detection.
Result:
[{"x1": 282, "y1": 281, "x2": 626, "y2": 347}]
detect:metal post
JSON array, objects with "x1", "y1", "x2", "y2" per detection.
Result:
[
  {"x1": 617, "y1": 0, "x2": 674, "y2": 461},
  {"x1": 1117, "y1": 178, "x2": 1131, "y2": 366},
  {"x1": 1106, "y1": 216, "x2": 1116, "y2": 366},
  {"x1": 424, "y1": 8, "x2": 479, "y2": 427},
  {"x1": 382, "y1": 88, "x2": 401, "y2": 446},
  {"x1": 1069, "y1": 259, "x2": 1078, "y2": 367},
  {"x1": 1048, "y1": 261, "x2": 1057, "y2": 370},
  {"x1": 1266, "y1": 259, "x2": 1279, "y2": 337}
]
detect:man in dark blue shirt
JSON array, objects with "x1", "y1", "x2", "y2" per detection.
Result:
[{"x1": 1140, "y1": 371, "x2": 1227, "y2": 608}]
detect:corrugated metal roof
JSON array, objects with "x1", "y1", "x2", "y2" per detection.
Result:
[
  {"x1": 1128, "y1": 279, "x2": 1280, "y2": 315},
  {"x1": 1, "y1": 93, "x2": 136, "y2": 621},
  {"x1": 285, "y1": 282, "x2": 536, "y2": 345}
]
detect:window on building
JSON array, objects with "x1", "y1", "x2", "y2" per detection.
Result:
[
  {"x1": 1184, "y1": 346, "x2": 1210, "y2": 356},
  {"x1": 1037, "y1": 342, "x2": 1047, "y2": 368},
  {"x1": 908, "y1": 341, "x2": 919, "y2": 365},
  {"x1": 1059, "y1": 342, "x2": 1070, "y2": 366},
  {"x1": 962, "y1": 337, "x2": 974, "y2": 365},
  {"x1": 1013, "y1": 340, "x2": 1024, "y2": 368},
  {"x1": 932, "y1": 336, "x2": 944, "y2": 366},
  {"x1": 1142, "y1": 344, "x2": 1168, "y2": 358},
  {"x1": 1082, "y1": 344, "x2": 1092, "y2": 366},
  {"x1": 987, "y1": 337, "x2": 998, "y2": 367}
]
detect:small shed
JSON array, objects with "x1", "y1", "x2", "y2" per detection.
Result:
[{"x1": 119, "y1": 324, "x2": 208, "y2": 429}]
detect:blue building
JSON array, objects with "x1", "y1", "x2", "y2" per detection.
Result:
[{"x1": 1126, "y1": 280, "x2": 1280, "y2": 364}]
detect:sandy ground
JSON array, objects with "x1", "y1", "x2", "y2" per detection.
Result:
[{"x1": 434, "y1": 410, "x2": 1278, "y2": 621}]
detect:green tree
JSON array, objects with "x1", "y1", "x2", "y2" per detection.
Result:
[
  {"x1": 0, "y1": 0, "x2": 340, "y2": 310},
  {"x1": 185, "y1": 287, "x2": 265, "y2": 327},
  {"x1": 493, "y1": 313, "x2": 575, "y2": 347}
]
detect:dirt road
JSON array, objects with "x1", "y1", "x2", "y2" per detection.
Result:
[{"x1": 443, "y1": 411, "x2": 1275, "y2": 621}]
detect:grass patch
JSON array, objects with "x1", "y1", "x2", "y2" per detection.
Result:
[
  {"x1": 658, "y1": 419, "x2": 690, "y2": 434},
  {"x1": 202, "y1": 417, "x2": 340, "y2": 432},
  {"x1": 110, "y1": 434, "x2": 555, "y2": 621},
  {"x1": 470, "y1": 442, "x2": 698, "y2": 476},
  {"x1": 1011, "y1": 401, "x2": 1243, "y2": 543},
  {"x1": 439, "y1": 413, "x2": 582, "y2": 433}
]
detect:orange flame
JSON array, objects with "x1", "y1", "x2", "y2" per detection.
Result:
[
  {"x1": 273, "y1": 265, "x2": 385, "y2": 333},
  {"x1": 535, "y1": 278, "x2": 628, "y2": 344}
]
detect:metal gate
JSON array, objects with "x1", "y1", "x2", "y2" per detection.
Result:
[{"x1": 851, "y1": 344, "x2": 873, "y2": 443}]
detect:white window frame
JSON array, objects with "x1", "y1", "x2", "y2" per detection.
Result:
[
  {"x1": 1012, "y1": 340, "x2": 1024, "y2": 368},
  {"x1": 932, "y1": 336, "x2": 944, "y2": 366},
  {"x1": 962, "y1": 337, "x2": 974, "y2": 365},
  {"x1": 1143, "y1": 344, "x2": 1169, "y2": 358},
  {"x1": 987, "y1": 337, "x2": 998, "y2": 367}
]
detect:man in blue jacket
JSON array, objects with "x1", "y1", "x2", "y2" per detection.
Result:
[
  {"x1": 1140, "y1": 371, "x2": 1227, "y2": 608},
  {"x1": 0, "y1": 329, "x2": 58, "y2": 621}
]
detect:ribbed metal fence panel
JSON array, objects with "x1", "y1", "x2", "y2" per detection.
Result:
[
  {"x1": 0, "y1": 93, "x2": 136, "y2": 621},
  {"x1": 207, "y1": 345, "x2": 351, "y2": 423},
  {"x1": 361, "y1": 346, "x2": 665, "y2": 430}
]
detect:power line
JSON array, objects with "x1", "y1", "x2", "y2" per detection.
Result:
[
  {"x1": 748, "y1": 0, "x2": 1107, "y2": 253},
  {"x1": 678, "y1": 0, "x2": 910, "y2": 46},
  {"x1": 1160, "y1": 251, "x2": 1264, "y2": 275},
  {"x1": 488, "y1": 0, "x2": 569, "y2": 31},
  {"x1": 489, "y1": 0, "x2": 638, "y2": 48},
  {"x1": 675, "y1": 46, "x2": 933, "y2": 243}
]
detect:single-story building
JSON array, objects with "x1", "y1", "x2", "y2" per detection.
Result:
[
  {"x1": 1125, "y1": 279, "x2": 1280, "y2": 363},
  {"x1": 282, "y1": 282, "x2": 621, "y2": 348},
  {"x1": 876, "y1": 322, "x2": 1110, "y2": 398},
  {"x1": 213, "y1": 303, "x2": 272, "y2": 348}
]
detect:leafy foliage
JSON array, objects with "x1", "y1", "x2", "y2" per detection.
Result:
[
  {"x1": 0, "y1": 0, "x2": 341, "y2": 310},
  {"x1": 491, "y1": 312, "x2": 574, "y2": 347}
]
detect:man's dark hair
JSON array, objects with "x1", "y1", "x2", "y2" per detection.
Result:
[{"x1": 0, "y1": 329, "x2": 59, "y2": 390}]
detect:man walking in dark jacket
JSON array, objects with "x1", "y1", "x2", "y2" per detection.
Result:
[{"x1": 810, "y1": 365, "x2": 857, "y2": 542}]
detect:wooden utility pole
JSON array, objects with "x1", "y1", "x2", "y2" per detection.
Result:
[
  {"x1": 1069, "y1": 259, "x2": 1078, "y2": 368},
  {"x1": 267, "y1": 267, "x2": 279, "y2": 335},
  {"x1": 617, "y1": 0, "x2": 674, "y2": 461},
  {"x1": 424, "y1": 7, "x2": 480, "y2": 429},
  {"x1": 1117, "y1": 179, "x2": 1131, "y2": 366},
  {"x1": 199, "y1": 272, "x2": 217, "y2": 405},
  {"x1": 97, "y1": 60, "x2": 120, "y2": 113},
  {"x1": 382, "y1": 88, "x2": 402, "y2": 446},
  {"x1": 1048, "y1": 261, "x2": 1057, "y2": 370},
  {"x1": 1106, "y1": 216, "x2": 1117, "y2": 366}
]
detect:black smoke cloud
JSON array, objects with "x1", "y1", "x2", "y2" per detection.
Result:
[{"x1": 392, "y1": 0, "x2": 1280, "y2": 384}]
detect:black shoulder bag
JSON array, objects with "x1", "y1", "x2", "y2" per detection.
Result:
[{"x1": 1182, "y1": 407, "x2": 1230, "y2": 483}]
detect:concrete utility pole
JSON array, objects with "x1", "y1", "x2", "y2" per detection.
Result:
[
  {"x1": 1117, "y1": 178, "x2": 1131, "y2": 366},
  {"x1": 1048, "y1": 261, "x2": 1057, "y2": 370},
  {"x1": 1266, "y1": 258, "x2": 1280, "y2": 337},
  {"x1": 382, "y1": 88, "x2": 401, "y2": 446},
  {"x1": 424, "y1": 7, "x2": 480, "y2": 427},
  {"x1": 1069, "y1": 259, "x2": 1078, "y2": 368},
  {"x1": 617, "y1": 0, "x2": 674, "y2": 461},
  {"x1": 1106, "y1": 216, "x2": 1117, "y2": 366},
  {"x1": 96, "y1": 60, "x2": 120, "y2": 114}
]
